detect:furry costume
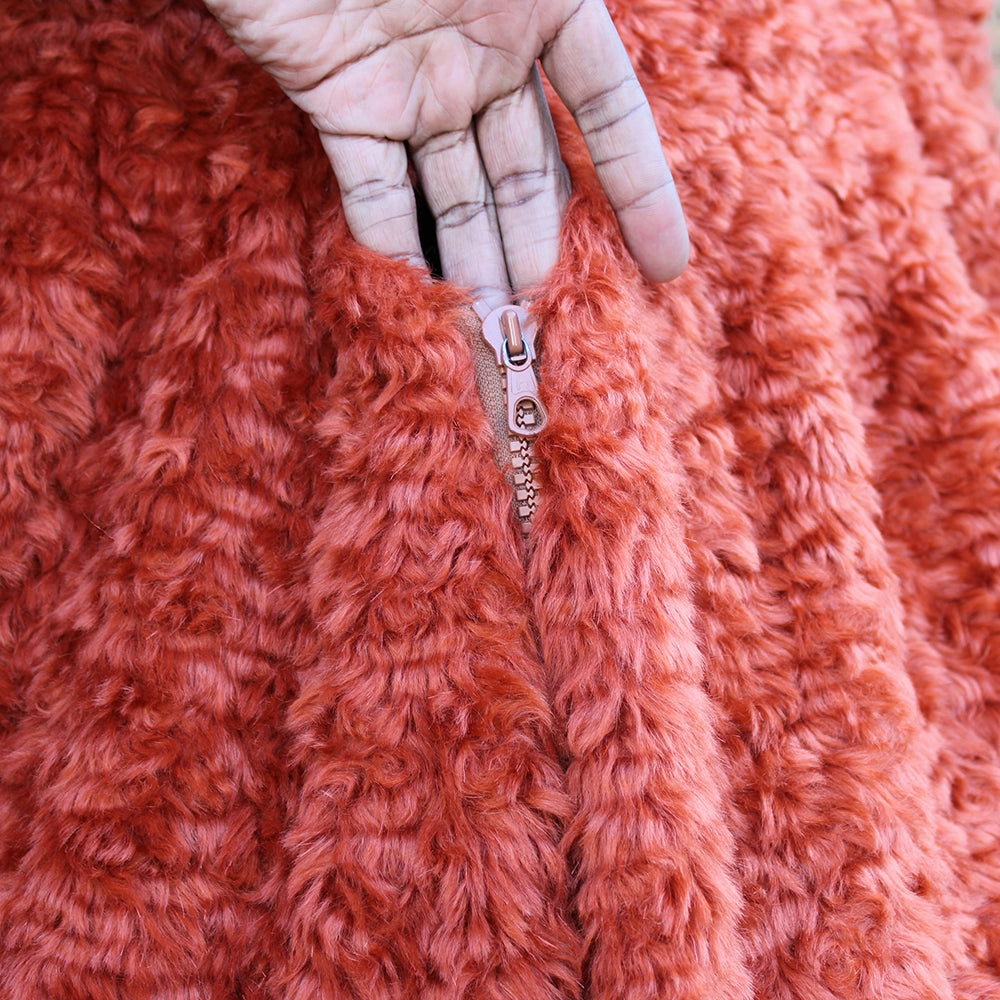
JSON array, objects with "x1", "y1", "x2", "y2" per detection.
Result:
[{"x1": 2, "y1": 0, "x2": 1000, "y2": 997}]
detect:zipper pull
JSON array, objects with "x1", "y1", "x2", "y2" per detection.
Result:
[{"x1": 480, "y1": 304, "x2": 548, "y2": 437}]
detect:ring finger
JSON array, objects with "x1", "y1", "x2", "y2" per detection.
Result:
[{"x1": 411, "y1": 126, "x2": 511, "y2": 311}]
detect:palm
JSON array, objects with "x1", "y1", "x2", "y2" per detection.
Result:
[
  {"x1": 217, "y1": 0, "x2": 562, "y2": 142},
  {"x1": 206, "y1": 0, "x2": 688, "y2": 296}
]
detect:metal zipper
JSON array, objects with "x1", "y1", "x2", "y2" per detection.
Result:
[{"x1": 468, "y1": 302, "x2": 547, "y2": 538}]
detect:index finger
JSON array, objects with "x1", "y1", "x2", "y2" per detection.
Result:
[{"x1": 541, "y1": 0, "x2": 689, "y2": 283}]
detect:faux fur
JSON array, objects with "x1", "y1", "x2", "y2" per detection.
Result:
[{"x1": 2, "y1": 1, "x2": 1000, "y2": 998}]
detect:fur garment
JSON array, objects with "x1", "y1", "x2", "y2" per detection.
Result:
[{"x1": 2, "y1": 0, "x2": 1000, "y2": 997}]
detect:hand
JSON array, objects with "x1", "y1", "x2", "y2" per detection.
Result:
[{"x1": 204, "y1": 0, "x2": 689, "y2": 304}]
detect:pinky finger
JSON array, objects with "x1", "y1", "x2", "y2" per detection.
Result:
[{"x1": 319, "y1": 132, "x2": 425, "y2": 267}]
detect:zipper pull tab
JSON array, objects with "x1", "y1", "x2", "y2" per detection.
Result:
[{"x1": 480, "y1": 305, "x2": 548, "y2": 437}]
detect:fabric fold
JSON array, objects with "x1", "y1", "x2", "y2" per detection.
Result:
[
  {"x1": 2, "y1": 1, "x2": 1000, "y2": 998},
  {"x1": 275, "y1": 241, "x2": 581, "y2": 1000}
]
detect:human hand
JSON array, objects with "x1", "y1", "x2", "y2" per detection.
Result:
[{"x1": 204, "y1": 0, "x2": 689, "y2": 305}]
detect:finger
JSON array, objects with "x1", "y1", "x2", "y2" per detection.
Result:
[
  {"x1": 319, "y1": 132, "x2": 424, "y2": 266},
  {"x1": 475, "y1": 66, "x2": 572, "y2": 294},
  {"x1": 541, "y1": 0, "x2": 689, "y2": 283},
  {"x1": 411, "y1": 127, "x2": 511, "y2": 310}
]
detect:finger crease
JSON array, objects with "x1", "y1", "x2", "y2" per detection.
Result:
[
  {"x1": 581, "y1": 102, "x2": 645, "y2": 135},
  {"x1": 573, "y1": 77, "x2": 633, "y2": 118},
  {"x1": 492, "y1": 169, "x2": 548, "y2": 209},
  {"x1": 616, "y1": 176, "x2": 677, "y2": 212},
  {"x1": 436, "y1": 199, "x2": 491, "y2": 229},
  {"x1": 343, "y1": 180, "x2": 411, "y2": 205},
  {"x1": 416, "y1": 130, "x2": 471, "y2": 157},
  {"x1": 352, "y1": 209, "x2": 418, "y2": 236},
  {"x1": 591, "y1": 150, "x2": 635, "y2": 168}
]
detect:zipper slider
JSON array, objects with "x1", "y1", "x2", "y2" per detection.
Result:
[
  {"x1": 480, "y1": 305, "x2": 548, "y2": 437},
  {"x1": 469, "y1": 301, "x2": 546, "y2": 538}
]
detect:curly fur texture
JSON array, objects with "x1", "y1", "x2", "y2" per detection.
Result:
[{"x1": 2, "y1": 1, "x2": 1000, "y2": 998}]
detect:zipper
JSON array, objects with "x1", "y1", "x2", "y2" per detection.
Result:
[{"x1": 468, "y1": 302, "x2": 547, "y2": 538}]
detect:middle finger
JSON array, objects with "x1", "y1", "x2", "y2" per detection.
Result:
[
  {"x1": 411, "y1": 126, "x2": 511, "y2": 310},
  {"x1": 475, "y1": 66, "x2": 571, "y2": 295}
]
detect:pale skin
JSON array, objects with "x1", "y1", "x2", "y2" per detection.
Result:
[{"x1": 204, "y1": 0, "x2": 689, "y2": 307}]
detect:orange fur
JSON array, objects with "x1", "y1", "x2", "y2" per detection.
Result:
[{"x1": 1, "y1": 1, "x2": 1000, "y2": 998}]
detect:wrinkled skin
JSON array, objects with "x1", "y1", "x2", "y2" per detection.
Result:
[{"x1": 205, "y1": 0, "x2": 688, "y2": 303}]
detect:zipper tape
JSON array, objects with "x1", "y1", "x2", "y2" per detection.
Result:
[{"x1": 467, "y1": 303, "x2": 547, "y2": 538}]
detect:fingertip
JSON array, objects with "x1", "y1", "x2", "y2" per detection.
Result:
[
  {"x1": 622, "y1": 197, "x2": 691, "y2": 284},
  {"x1": 637, "y1": 226, "x2": 690, "y2": 283}
]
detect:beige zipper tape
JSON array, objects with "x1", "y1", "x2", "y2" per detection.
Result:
[{"x1": 464, "y1": 303, "x2": 547, "y2": 538}]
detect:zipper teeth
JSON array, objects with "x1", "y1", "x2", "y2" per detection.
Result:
[
  {"x1": 464, "y1": 308, "x2": 543, "y2": 538},
  {"x1": 508, "y1": 389, "x2": 540, "y2": 536}
]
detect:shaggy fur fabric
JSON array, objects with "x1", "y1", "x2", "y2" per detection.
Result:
[{"x1": 2, "y1": 0, "x2": 1000, "y2": 998}]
